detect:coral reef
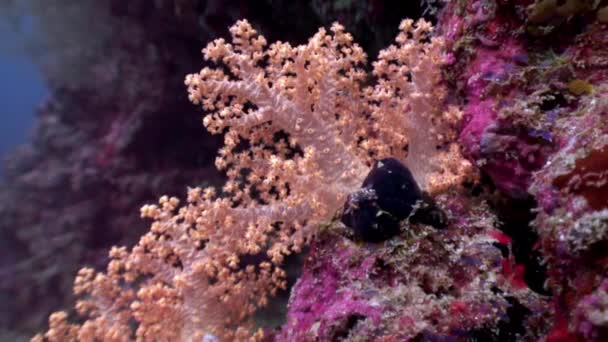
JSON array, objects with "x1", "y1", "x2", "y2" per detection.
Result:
[
  {"x1": 34, "y1": 16, "x2": 471, "y2": 341},
  {"x1": 442, "y1": 0, "x2": 608, "y2": 340},
  {"x1": 0, "y1": 1, "x2": 432, "y2": 338},
  {"x1": 3, "y1": 0, "x2": 608, "y2": 341}
]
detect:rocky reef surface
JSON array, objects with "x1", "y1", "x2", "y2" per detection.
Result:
[{"x1": 2, "y1": 1, "x2": 608, "y2": 340}]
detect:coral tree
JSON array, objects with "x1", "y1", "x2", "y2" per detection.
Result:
[{"x1": 35, "y1": 17, "x2": 473, "y2": 341}]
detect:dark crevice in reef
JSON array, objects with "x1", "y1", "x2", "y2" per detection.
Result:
[
  {"x1": 472, "y1": 172, "x2": 549, "y2": 296},
  {"x1": 490, "y1": 192, "x2": 551, "y2": 296},
  {"x1": 465, "y1": 297, "x2": 532, "y2": 342},
  {"x1": 410, "y1": 297, "x2": 531, "y2": 342},
  {"x1": 331, "y1": 314, "x2": 367, "y2": 341}
]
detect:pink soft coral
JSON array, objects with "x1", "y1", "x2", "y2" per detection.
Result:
[{"x1": 35, "y1": 18, "x2": 468, "y2": 341}]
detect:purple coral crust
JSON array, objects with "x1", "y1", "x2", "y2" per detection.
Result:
[
  {"x1": 453, "y1": 5, "x2": 554, "y2": 198},
  {"x1": 276, "y1": 237, "x2": 382, "y2": 340},
  {"x1": 273, "y1": 192, "x2": 547, "y2": 341},
  {"x1": 443, "y1": 0, "x2": 608, "y2": 340}
]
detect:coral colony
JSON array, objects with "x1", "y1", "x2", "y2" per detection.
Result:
[{"x1": 25, "y1": 1, "x2": 608, "y2": 341}]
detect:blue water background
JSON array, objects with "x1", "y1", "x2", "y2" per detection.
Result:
[{"x1": 0, "y1": 16, "x2": 48, "y2": 179}]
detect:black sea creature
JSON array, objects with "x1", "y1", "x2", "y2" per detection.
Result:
[{"x1": 341, "y1": 158, "x2": 447, "y2": 242}]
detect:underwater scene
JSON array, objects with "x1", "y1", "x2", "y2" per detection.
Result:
[{"x1": 1, "y1": 1, "x2": 608, "y2": 341}]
